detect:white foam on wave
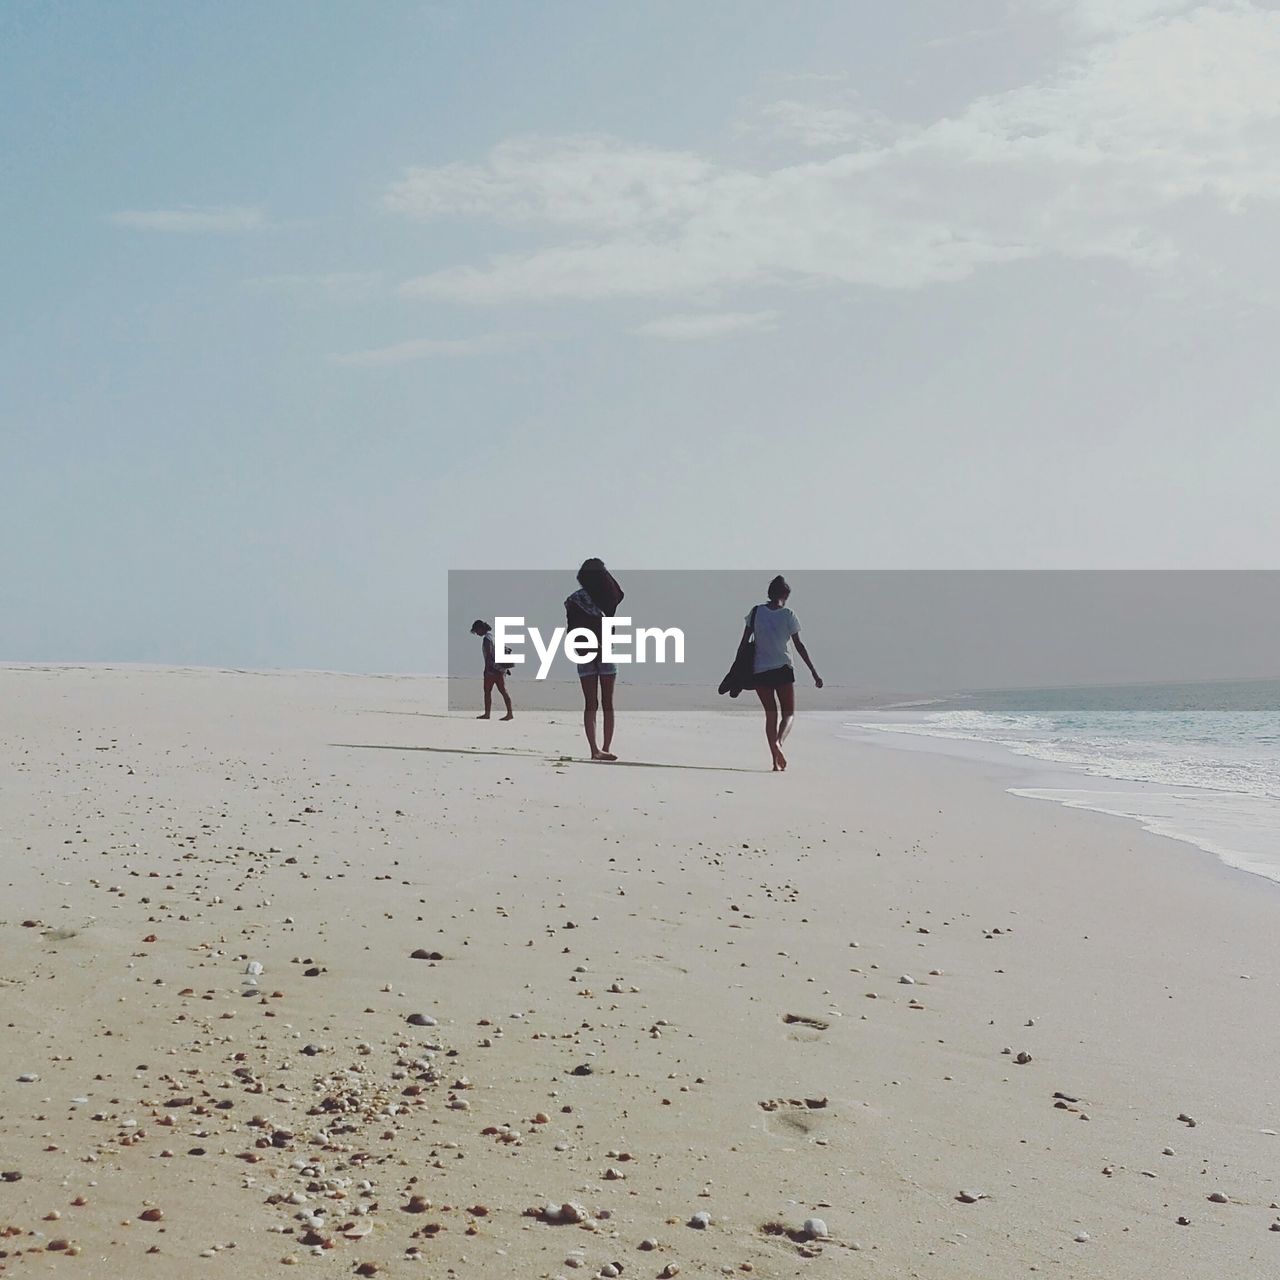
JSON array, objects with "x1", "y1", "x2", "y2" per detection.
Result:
[
  {"x1": 856, "y1": 709, "x2": 1280, "y2": 801},
  {"x1": 1008, "y1": 786, "x2": 1280, "y2": 885},
  {"x1": 846, "y1": 706, "x2": 1280, "y2": 885}
]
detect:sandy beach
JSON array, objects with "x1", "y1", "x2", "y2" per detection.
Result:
[{"x1": 2, "y1": 665, "x2": 1279, "y2": 1280}]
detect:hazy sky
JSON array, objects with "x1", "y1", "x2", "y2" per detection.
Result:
[{"x1": 3, "y1": 1, "x2": 1279, "y2": 671}]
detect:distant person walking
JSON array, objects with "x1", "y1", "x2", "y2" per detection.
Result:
[
  {"x1": 565, "y1": 558, "x2": 624, "y2": 761},
  {"x1": 470, "y1": 619, "x2": 514, "y2": 721},
  {"x1": 742, "y1": 575, "x2": 822, "y2": 771}
]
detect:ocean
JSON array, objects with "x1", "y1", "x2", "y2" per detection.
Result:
[{"x1": 845, "y1": 679, "x2": 1280, "y2": 884}]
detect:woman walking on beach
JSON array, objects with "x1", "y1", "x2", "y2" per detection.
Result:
[
  {"x1": 566, "y1": 558, "x2": 624, "y2": 761},
  {"x1": 744, "y1": 575, "x2": 822, "y2": 771}
]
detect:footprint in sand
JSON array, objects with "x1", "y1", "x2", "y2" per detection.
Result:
[
  {"x1": 759, "y1": 1096, "x2": 833, "y2": 1141},
  {"x1": 782, "y1": 1012, "x2": 829, "y2": 1030},
  {"x1": 769, "y1": 1108, "x2": 826, "y2": 1138},
  {"x1": 782, "y1": 1011, "x2": 831, "y2": 1042}
]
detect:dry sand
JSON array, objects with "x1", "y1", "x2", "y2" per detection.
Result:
[{"x1": 2, "y1": 665, "x2": 1279, "y2": 1279}]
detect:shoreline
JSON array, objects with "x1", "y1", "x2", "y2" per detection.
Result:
[
  {"x1": 2, "y1": 666, "x2": 1279, "y2": 1278},
  {"x1": 839, "y1": 708, "x2": 1280, "y2": 889}
]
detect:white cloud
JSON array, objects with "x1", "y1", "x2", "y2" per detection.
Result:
[
  {"x1": 741, "y1": 76, "x2": 902, "y2": 150},
  {"x1": 111, "y1": 205, "x2": 268, "y2": 233},
  {"x1": 331, "y1": 333, "x2": 518, "y2": 367},
  {"x1": 393, "y1": 140, "x2": 1024, "y2": 302},
  {"x1": 753, "y1": 99, "x2": 898, "y2": 149},
  {"x1": 1023, "y1": 0, "x2": 1201, "y2": 36},
  {"x1": 386, "y1": 4, "x2": 1280, "y2": 306},
  {"x1": 632, "y1": 310, "x2": 778, "y2": 340},
  {"x1": 385, "y1": 136, "x2": 720, "y2": 232},
  {"x1": 917, "y1": 6, "x2": 1280, "y2": 206}
]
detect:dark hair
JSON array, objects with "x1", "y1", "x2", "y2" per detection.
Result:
[
  {"x1": 767, "y1": 575, "x2": 790, "y2": 603},
  {"x1": 471, "y1": 619, "x2": 490, "y2": 633},
  {"x1": 577, "y1": 557, "x2": 606, "y2": 586},
  {"x1": 576, "y1": 557, "x2": 623, "y2": 615}
]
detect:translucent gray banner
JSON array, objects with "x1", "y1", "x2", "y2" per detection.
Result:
[{"x1": 447, "y1": 570, "x2": 1280, "y2": 711}]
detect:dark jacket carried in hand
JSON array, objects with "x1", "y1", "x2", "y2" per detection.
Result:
[{"x1": 718, "y1": 605, "x2": 759, "y2": 698}]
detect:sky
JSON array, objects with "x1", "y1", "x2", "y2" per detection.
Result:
[{"x1": 3, "y1": 0, "x2": 1279, "y2": 671}]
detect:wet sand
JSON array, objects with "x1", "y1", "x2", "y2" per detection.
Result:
[{"x1": 2, "y1": 665, "x2": 1279, "y2": 1278}]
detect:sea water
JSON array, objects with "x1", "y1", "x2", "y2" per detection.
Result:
[{"x1": 846, "y1": 679, "x2": 1280, "y2": 883}]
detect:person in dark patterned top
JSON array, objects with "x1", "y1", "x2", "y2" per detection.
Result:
[{"x1": 565, "y1": 558, "x2": 624, "y2": 760}]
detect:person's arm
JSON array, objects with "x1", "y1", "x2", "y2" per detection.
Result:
[{"x1": 792, "y1": 633, "x2": 822, "y2": 688}]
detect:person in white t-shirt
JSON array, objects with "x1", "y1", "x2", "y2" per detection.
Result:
[
  {"x1": 740, "y1": 575, "x2": 822, "y2": 771},
  {"x1": 470, "y1": 619, "x2": 514, "y2": 721}
]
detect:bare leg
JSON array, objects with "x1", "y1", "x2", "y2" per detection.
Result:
[
  {"x1": 599, "y1": 675, "x2": 617, "y2": 759},
  {"x1": 580, "y1": 676, "x2": 603, "y2": 758},
  {"x1": 495, "y1": 673, "x2": 514, "y2": 720},
  {"x1": 478, "y1": 673, "x2": 496, "y2": 718},
  {"x1": 755, "y1": 686, "x2": 783, "y2": 770},
  {"x1": 777, "y1": 682, "x2": 796, "y2": 745}
]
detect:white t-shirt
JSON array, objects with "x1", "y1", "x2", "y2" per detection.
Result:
[{"x1": 747, "y1": 604, "x2": 799, "y2": 673}]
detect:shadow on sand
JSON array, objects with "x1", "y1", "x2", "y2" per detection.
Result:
[{"x1": 331, "y1": 743, "x2": 764, "y2": 774}]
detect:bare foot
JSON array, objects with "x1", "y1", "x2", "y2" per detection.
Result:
[
  {"x1": 500, "y1": 713, "x2": 514, "y2": 721},
  {"x1": 476, "y1": 713, "x2": 491, "y2": 719},
  {"x1": 592, "y1": 750, "x2": 618, "y2": 762},
  {"x1": 773, "y1": 746, "x2": 788, "y2": 771}
]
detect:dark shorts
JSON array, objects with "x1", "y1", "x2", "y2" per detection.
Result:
[{"x1": 753, "y1": 664, "x2": 795, "y2": 688}]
